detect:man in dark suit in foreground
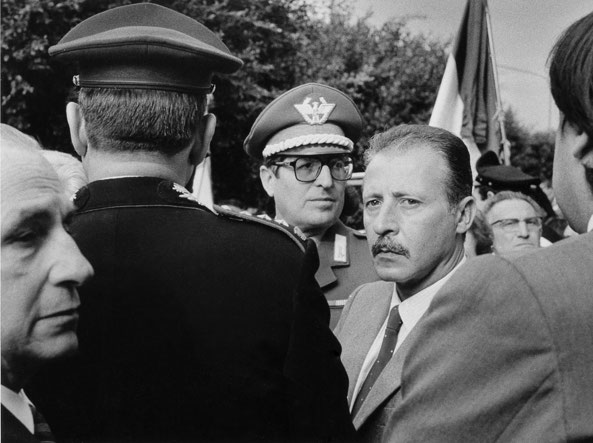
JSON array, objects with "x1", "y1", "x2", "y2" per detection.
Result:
[
  {"x1": 1, "y1": 124, "x2": 94, "y2": 442},
  {"x1": 384, "y1": 11, "x2": 593, "y2": 442},
  {"x1": 29, "y1": 4, "x2": 354, "y2": 442}
]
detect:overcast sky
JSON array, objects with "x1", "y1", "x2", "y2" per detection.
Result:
[{"x1": 351, "y1": 0, "x2": 593, "y2": 132}]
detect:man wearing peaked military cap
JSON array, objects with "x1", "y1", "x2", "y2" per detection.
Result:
[
  {"x1": 28, "y1": 5, "x2": 355, "y2": 442},
  {"x1": 245, "y1": 83, "x2": 379, "y2": 329}
]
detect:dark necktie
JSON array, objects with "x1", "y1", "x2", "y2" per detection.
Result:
[
  {"x1": 351, "y1": 305, "x2": 403, "y2": 416},
  {"x1": 30, "y1": 404, "x2": 56, "y2": 443}
]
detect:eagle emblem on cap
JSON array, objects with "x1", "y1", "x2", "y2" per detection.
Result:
[{"x1": 294, "y1": 97, "x2": 335, "y2": 125}]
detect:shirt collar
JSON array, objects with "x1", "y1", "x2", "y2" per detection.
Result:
[
  {"x1": 390, "y1": 257, "x2": 467, "y2": 330},
  {"x1": 588, "y1": 214, "x2": 593, "y2": 233}
]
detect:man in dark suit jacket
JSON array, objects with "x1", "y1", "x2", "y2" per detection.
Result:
[
  {"x1": 384, "y1": 11, "x2": 593, "y2": 442},
  {"x1": 334, "y1": 124, "x2": 477, "y2": 441},
  {"x1": 1, "y1": 125, "x2": 94, "y2": 442},
  {"x1": 28, "y1": 4, "x2": 354, "y2": 442}
]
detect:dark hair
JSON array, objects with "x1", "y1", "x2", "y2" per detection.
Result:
[
  {"x1": 549, "y1": 12, "x2": 593, "y2": 139},
  {"x1": 78, "y1": 88, "x2": 207, "y2": 155},
  {"x1": 365, "y1": 124, "x2": 472, "y2": 207},
  {"x1": 549, "y1": 12, "x2": 593, "y2": 190}
]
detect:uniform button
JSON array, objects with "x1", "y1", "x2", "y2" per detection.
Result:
[{"x1": 73, "y1": 185, "x2": 90, "y2": 209}]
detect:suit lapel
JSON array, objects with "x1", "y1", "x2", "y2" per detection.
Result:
[
  {"x1": 338, "y1": 282, "x2": 394, "y2": 402},
  {"x1": 352, "y1": 322, "x2": 414, "y2": 429},
  {"x1": 1, "y1": 405, "x2": 38, "y2": 443}
]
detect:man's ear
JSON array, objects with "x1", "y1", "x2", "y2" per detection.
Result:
[
  {"x1": 259, "y1": 165, "x2": 276, "y2": 198},
  {"x1": 66, "y1": 102, "x2": 88, "y2": 157},
  {"x1": 189, "y1": 113, "x2": 216, "y2": 165},
  {"x1": 455, "y1": 196, "x2": 477, "y2": 234}
]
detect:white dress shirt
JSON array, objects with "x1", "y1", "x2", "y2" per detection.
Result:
[
  {"x1": 351, "y1": 258, "x2": 466, "y2": 408},
  {"x1": 1, "y1": 385, "x2": 34, "y2": 433},
  {"x1": 588, "y1": 214, "x2": 593, "y2": 232}
]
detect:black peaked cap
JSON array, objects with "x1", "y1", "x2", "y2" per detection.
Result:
[{"x1": 50, "y1": 3, "x2": 243, "y2": 94}]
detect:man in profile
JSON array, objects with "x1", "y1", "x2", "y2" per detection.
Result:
[
  {"x1": 334, "y1": 124, "x2": 476, "y2": 441},
  {"x1": 1, "y1": 124, "x2": 94, "y2": 442},
  {"x1": 29, "y1": 4, "x2": 354, "y2": 442},
  {"x1": 244, "y1": 83, "x2": 379, "y2": 328},
  {"x1": 385, "y1": 11, "x2": 593, "y2": 441}
]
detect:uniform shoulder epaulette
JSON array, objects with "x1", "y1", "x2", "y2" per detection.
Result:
[{"x1": 213, "y1": 205, "x2": 308, "y2": 252}]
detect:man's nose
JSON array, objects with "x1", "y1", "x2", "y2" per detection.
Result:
[
  {"x1": 49, "y1": 230, "x2": 94, "y2": 287},
  {"x1": 517, "y1": 221, "x2": 530, "y2": 238},
  {"x1": 371, "y1": 204, "x2": 399, "y2": 236},
  {"x1": 314, "y1": 164, "x2": 334, "y2": 188}
]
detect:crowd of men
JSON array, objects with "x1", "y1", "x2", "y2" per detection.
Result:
[{"x1": 1, "y1": 3, "x2": 592, "y2": 442}]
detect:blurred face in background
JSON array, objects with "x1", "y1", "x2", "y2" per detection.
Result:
[
  {"x1": 487, "y1": 199, "x2": 542, "y2": 255},
  {"x1": 553, "y1": 115, "x2": 593, "y2": 233}
]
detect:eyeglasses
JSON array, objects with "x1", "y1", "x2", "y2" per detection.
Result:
[
  {"x1": 490, "y1": 217, "x2": 542, "y2": 233},
  {"x1": 272, "y1": 156, "x2": 354, "y2": 182}
]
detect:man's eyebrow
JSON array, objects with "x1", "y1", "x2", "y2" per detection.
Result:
[
  {"x1": 2, "y1": 208, "x2": 53, "y2": 242},
  {"x1": 16, "y1": 205, "x2": 53, "y2": 222}
]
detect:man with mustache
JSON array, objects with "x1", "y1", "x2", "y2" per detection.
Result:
[
  {"x1": 334, "y1": 124, "x2": 476, "y2": 441},
  {"x1": 1, "y1": 124, "x2": 94, "y2": 442},
  {"x1": 383, "y1": 11, "x2": 593, "y2": 441},
  {"x1": 245, "y1": 83, "x2": 379, "y2": 328}
]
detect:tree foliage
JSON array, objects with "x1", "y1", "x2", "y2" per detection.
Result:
[
  {"x1": 504, "y1": 109, "x2": 554, "y2": 184},
  {"x1": 2, "y1": 0, "x2": 449, "y2": 209}
]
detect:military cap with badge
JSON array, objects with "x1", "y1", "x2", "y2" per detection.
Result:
[{"x1": 244, "y1": 82, "x2": 363, "y2": 160}]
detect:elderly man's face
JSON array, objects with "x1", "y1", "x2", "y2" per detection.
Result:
[
  {"x1": 487, "y1": 199, "x2": 541, "y2": 255},
  {"x1": 260, "y1": 154, "x2": 347, "y2": 237},
  {"x1": 1, "y1": 146, "x2": 93, "y2": 372},
  {"x1": 363, "y1": 146, "x2": 464, "y2": 294}
]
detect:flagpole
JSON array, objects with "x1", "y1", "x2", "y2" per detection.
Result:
[{"x1": 484, "y1": 0, "x2": 511, "y2": 165}]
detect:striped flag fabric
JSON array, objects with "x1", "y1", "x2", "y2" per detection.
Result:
[{"x1": 429, "y1": 0, "x2": 504, "y2": 174}]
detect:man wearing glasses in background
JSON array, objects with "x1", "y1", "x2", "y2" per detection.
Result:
[
  {"x1": 482, "y1": 190, "x2": 544, "y2": 255},
  {"x1": 244, "y1": 83, "x2": 378, "y2": 328}
]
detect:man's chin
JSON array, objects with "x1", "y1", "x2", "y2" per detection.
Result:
[
  {"x1": 33, "y1": 332, "x2": 79, "y2": 361},
  {"x1": 374, "y1": 264, "x2": 408, "y2": 283}
]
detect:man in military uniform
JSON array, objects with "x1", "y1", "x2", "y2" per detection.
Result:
[
  {"x1": 244, "y1": 83, "x2": 379, "y2": 328},
  {"x1": 28, "y1": 5, "x2": 354, "y2": 442}
]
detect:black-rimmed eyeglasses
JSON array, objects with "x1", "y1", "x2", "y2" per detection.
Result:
[{"x1": 271, "y1": 156, "x2": 354, "y2": 183}]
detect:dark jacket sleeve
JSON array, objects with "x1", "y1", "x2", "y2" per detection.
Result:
[{"x1": 284, "y1": 239, "x2": 357, "y2": 441}]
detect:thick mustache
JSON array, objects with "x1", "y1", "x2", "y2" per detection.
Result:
[{"x1": 372, "y1": 236, "x2": 410, "y2": 258}]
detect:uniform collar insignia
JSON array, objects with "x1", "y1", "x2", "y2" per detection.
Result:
[
  {"x1": 172, "y1": 182, "x2": 201, "y2": 204},
  {"x1": 273, "y1": 218, "x2": 290, "y2": 228},
  {"x1": 293, "y1": 226, "x2": 307, "y2": 241},
  {"x1": 294, "y1": 96, "x2": 335, "y2": 125}
]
